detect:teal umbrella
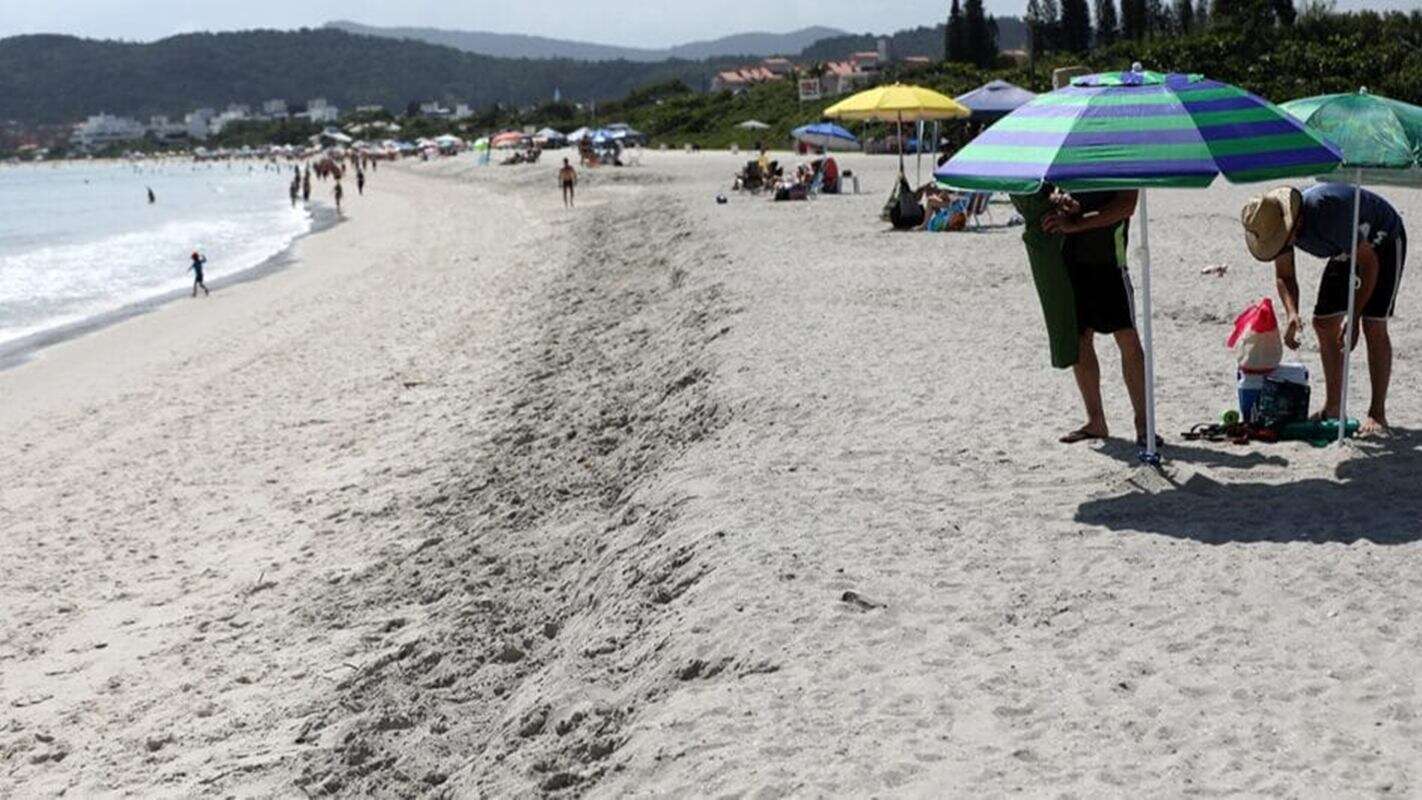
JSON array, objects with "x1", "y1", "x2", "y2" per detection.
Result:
[
  {"x1": 1282, "y1": 90, "x2": 1422, "y2": 442},
  {"x1": 937, "y1": 66, "x2": 1342, "y2": 463}
]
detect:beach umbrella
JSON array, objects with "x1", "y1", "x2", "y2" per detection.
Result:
[
  {"x1": 490, "y1": 131, "x2": 525, "y2": 149},
  {"x1": 791, "y1": 122, "x2": 859, "y2": 151},
  {"x1": 936, "y1": 67, "x2": 1341, "y2": 463},
  {"x1": 824, "y1": 83, "x2": 970, "y2": 177},
  {"x1": 954, "y1": 79, "x2": 1038, "y2": 122},
  {"x1": 1281, "y1": 90, "x2": 1422, "y2": 442}
]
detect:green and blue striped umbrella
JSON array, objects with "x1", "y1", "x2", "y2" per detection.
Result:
[
  {"x1": 935, "y1": 69, "x2": 1342, "y2": 464},
  {"x1": 935, "y1": 70, "x2": 1342, "y2": 192}
]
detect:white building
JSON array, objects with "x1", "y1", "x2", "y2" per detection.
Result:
[
  {"x1": 453, "y1": 103, "x2": 473, "y2": 120},
  {"x1": 147, "y1": 115, "x2": 187, "y2": 141},
  {"x1": 71, "y1": 113, "x2": 146, "y2": 149},
  {"x1": 305, "y1": 98, "x2": 339, "y2": 123},
  {"x1": 185, "y1": 108, "x2": 216, "y2": 140},
  {"x1": 263, "y1": 99, "x2": 288, "y2": 118}
]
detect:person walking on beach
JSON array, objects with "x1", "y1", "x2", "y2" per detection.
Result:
[
  {"x1": 1043, "y1": 188, "x2": 1152, "y2": 447},
  {"x1": 289, "y1": 176, "x2": 300, "y2": 207},
  {"x1": 1242, "y1": 185, "x2": 1408, "y2": 435},
  {"x1": 334, "y1": 181, "x2": 344, "y2": 214},
  {"x1": 356, "y1": 169, "x2": 365, "y2": 196},
  {"x1": 559, "y1": 159, "x2": 577, "y2": 208},
  {"x1": 147, "y1": 186, "x2": 156, "y2": 204},
  {"x1": 302, "y1": 171, "x2": 311, "y2": 203},
  {"x1": 189, "y1": 251, "x2": 210, "y2": 297}
]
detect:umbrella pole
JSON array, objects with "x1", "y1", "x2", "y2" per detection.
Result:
[
  {"x1": 916, "y1": 119, "x2": 923, "y2": 185},
  {"x1": 1138, "y1": 189, "x2": 1160, "y2": 465},
  {"x1": 897, "y1": 112, "x2": 905, "y2": 176},
  {"x1": 1338, "y1": 168, "x2": 1364, "y2": 444}
]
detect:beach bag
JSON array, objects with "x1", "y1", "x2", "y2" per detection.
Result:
[
  {"x1": 1249, "y1": 377, "x2": 1310, "y2": 430},
  {"x1": 1228, "y1": 298, "x2": 1283, "y2": 374}
]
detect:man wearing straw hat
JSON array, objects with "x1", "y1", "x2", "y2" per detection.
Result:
[{"x1": 1241, "y1": 185, "x2": 1407, "y2": 435}]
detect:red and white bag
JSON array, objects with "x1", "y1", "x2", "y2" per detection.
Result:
[{"x1": 1228, "y1": 298, "x2": 1283, "y2": 374}]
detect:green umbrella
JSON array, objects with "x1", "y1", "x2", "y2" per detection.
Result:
[{"x1": 1282, "y1": 90, "x2": 1422, "y2": 442}]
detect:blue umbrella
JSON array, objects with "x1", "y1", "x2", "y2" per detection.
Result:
[
  {"x1": 954, "y1": 79, "x2": 1038, "y2": 121},
  {"x1": 792, "y1": 122, "x2": 859, "y2": 151}
]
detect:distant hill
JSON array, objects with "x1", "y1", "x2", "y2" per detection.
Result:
[
  {"x1": 326, "y1": 20, "x2": 845, "y2": 62},
  {"x1": 0, "y1": 29, "x2": 738, "y2": 125}
]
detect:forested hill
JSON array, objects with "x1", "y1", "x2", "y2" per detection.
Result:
[
  {"x1": 0, "y1": 28, "x2": 739, "y2": 125},
  {"x1": 802, "y1": 19, "x2": 1030, "y2": 61}
]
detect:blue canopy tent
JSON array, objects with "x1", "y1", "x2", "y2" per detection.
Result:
[{"x1": 953, "y1": 80, "x2": 1038, "y2": 122}]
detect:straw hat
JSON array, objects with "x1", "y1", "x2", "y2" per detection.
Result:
[{"x1": 1241, "y1": 187, "x2": 1301, "y2": 261}]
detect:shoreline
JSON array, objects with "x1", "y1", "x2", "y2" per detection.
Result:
[{"x1": 0, "y1": 202, "x2": 342, "y2": 372}]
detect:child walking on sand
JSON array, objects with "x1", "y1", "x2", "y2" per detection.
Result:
[{"x1": 189, "y1": 251, "x2": 210, "y2": 297}]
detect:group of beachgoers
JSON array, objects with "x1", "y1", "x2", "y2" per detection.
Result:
[
  {"x1": 286, "y1": 151, "x2": 376, "y2": 214},
  {"x1": 732, "y1": 147, "x2": 842, "y2": 200},
  {"x1": 1045, "y1": 183, "x2": 1405, "y2": 443}
]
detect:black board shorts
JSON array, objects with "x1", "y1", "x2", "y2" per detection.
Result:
[
  {"x1": 1314, "y1": 232, "x2": 1407, "y2": 320},
  {"x1": 1067, "y1": 261, "x2": 1136, "y2": 334}
]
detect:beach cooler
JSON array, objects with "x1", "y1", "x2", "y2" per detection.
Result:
[{"x1": 1238, "y1": 362, "x2": 1308, "y2": 420}]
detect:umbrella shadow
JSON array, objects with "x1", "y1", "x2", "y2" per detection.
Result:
[
  {"x1": 1076, "y1": 431, "x2": 1422, "y2": 544},
  {"x1": 1094, "y1": 438, "x2": 1290, "y2": 471}
]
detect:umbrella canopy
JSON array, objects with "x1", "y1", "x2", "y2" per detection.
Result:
[
  {"x1": 792, "y1": 122, "x2": 860, "y2": 151},
  {"x1": 935, "y1": 68, "x2": 1342, "y2": 463},
  {"x1": 823, "y1": 83, "x2": 971, "y2": 122},
  {"x1": 737, "y1": 119, "x2": 772, "y2": 130},
  {"x1": 534, "y1": 127, "x2": 566, "y2": 141},
  {"x1": 1281, "y1": 91, "x2": 1422, "y2": 186},
  {"x1": 1281, "y1": 90, "x2": 1422, "y2": 442},
  {"x1": 954, "y1": 79, "x2": 1038, "y2": 121},
  {"x1": 936, "y1": 70, "x2": 1341, "y2": 193},
  {"x1": 490, "y1": 131, "x2": 526, "y2": 148}
]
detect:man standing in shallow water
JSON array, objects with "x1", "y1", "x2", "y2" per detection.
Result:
[{"x1": 1242, "y1": 185, "x2": 1408, "y2": 435}]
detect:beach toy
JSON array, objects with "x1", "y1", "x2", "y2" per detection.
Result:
[{"x1": 1228, "y1": 297, "x2": 1283, "y2": 374}]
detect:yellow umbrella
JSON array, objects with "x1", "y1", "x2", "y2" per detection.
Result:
[{"x1": 824, "y1": 83, "x2": 970, "y2": 176}]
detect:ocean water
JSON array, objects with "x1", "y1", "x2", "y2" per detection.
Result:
[{"x1": 0, "y1": 161, "x2": 312, "y2": 349}]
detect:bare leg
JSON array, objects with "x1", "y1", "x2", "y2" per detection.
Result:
[
  {"x1": 1113, "y1": 328, "x2": 1148, "y2": 440},
  {"x1": 1062, "y1": 330, "x2": 1108, "y2": 442},
  {"x1": 1361, "y1": 318, "x2": 1392, "y2": 434},
  {"x1": 1313, "y1": 316, "x2": 1344, "y2": 419}
]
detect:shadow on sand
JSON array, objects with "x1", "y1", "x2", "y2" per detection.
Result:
[{"x1": 1076, "y1": 431, "x2": 1422, "y2": 545}]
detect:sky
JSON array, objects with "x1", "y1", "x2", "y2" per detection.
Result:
[{"x1": 3, "y1": 0, "x2": 1413, "y2": 46}]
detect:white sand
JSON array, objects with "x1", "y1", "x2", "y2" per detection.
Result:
[{"x1": 2, "y1": 151, "x2": 1419, "y2": 798}]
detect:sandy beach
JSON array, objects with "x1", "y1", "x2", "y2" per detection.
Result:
[{"x1": 3, "y1": 150, "x2": 1420, "y2": 797}]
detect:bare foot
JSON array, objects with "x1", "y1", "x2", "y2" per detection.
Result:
[
  {"x1": 1360, "y1": 415, "x2": 1390, "y2": 437},
  {"x1": 1060, "y1": 425, "x2": 1107, "y2": 444}
]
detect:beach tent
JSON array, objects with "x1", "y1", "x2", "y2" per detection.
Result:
[
  {"x1": 567, "y1": 127, "x2": 592, "y2": 142},
  {"x1": 534, "y1": 127, "x2": 567, "y2": 146},
  {"x1": 936, "y1": 66, "x2": 1341, "y2": 463},
  {"x1": 1281, "y1": 90, "x2": 1422, "y2": 441},
  {"x1": 791, "y1": 122, "x2": 859, "y2": 151},
  {"x1": 825, "y1": 83, "x2": 970, "y2": 182},
  {"x1": 954, "y1": 80, "x2": 1038, "y2": 122},
  {"x1": 737, "y1": 120, "x2": 771, "y2": 130}
]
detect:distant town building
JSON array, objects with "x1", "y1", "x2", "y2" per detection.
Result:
[
  {"x1": 355, "y1": 104, "x2": 386, "y2": 115},
  {"x1": 418, "y1": 101, "x2": 451, "y2": 117},
  {"x1": 303, "y1": 98, "x2": 339, "y2": 123},
  {"x1": 262, "y1": 99, "x2": 289, "y2": 118},
  {"x1": 70, "y1": 113, "x2": 145, "y2": 149},
  {"x1": 710, "y1": 59, "x2": 789, "y2": 94},
  {"x1": 453, "y1": 103, "x2": 473, "y2": 120},
  {"x1": 185, "y1": 108, "x2": 216, "y2": 140},
  {"x1": 147, "y1": 115, "x2": 187, "y2": 141}
]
